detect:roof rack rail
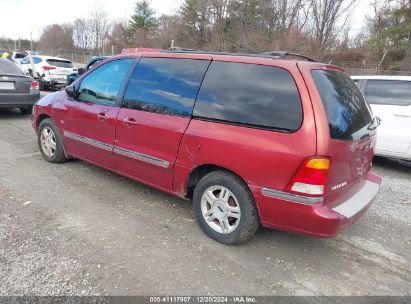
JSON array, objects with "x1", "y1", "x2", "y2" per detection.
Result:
[
  {"x1": 163, "y1": 48, "x2": 319, "y2": 62},
  {"x1": 168, "y1": 47, "x2": 196, "y2": 51},
  {"x1": 260, "y1": 51, "x2": 318, "y2": 62}
]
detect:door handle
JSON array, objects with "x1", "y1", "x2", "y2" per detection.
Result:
[
  {"x1": 123, "y1": 117, "x2": 138, "y2": 128},
  {"x1": 97, "y1": 112, "x2": 109, "y2": 121},
  {"x1": 394, "y1": 114, "x2": 410, "y2": 118}
]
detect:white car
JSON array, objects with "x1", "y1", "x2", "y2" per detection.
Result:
[
  {"x1": 352, "y1": 75, "x2": 411, "y2": 161},
  {"x1": 11, "y1": 52, "x2": 26, "y2": 64},
  {"x1": 19, "y1": 55, "x2": 76, "y2": 90}
]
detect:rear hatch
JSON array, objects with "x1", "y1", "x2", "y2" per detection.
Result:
[
  {"x1": 0, "y1": 60, "x2": 32, "y2": 94},
  {"x1": 302, "y1": 64, "x2": 377, "y2": 207},
  {"x1": 0, "y1": 74, "x2": 32, "y2": 94},
  {"x1": 44, "y1": 59, "x2": 76, "y2": 79}
]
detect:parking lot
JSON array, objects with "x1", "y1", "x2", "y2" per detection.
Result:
[{"x1": 0, "y1": 91, "x2": 410, "y2": 296}]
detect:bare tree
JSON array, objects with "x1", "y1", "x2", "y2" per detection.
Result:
[
  {"x1": 108, "y1": 20, "x2": 129, "y2": 53},
  {"x1": 209, "y1": 0, "x2": 233, "y2": 49},
  {"x1": 90, "y1": 6, "x2": 111, "y2": 54},
  {"x1": 179, "y1": 0, "x2": 212, "y2": 48},
  {"x1": 256, "y1": 0, "x2": 310, "y2": 51},
  {"x1": 72, "y1": 18, "x2": 93, "y2": 56},
  {"x1": 38, "y1": 24, "x2": 74, "y2": 53},
  {"x1": 308, "y1": 0, "x2": 357, "y2": 53}
]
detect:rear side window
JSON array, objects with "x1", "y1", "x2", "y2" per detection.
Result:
[
  {"x1": 23, "y1": 57, "x2": 42, "y2": 64},
  {"x1": 193, "y1": 61, "x2": 302, "y2": 131},
  {"x1": 14, "y1": 53, "x2": 25, "y2": 59},
  {"x1": 364, "y1": 80, "x2": 411, "y2": 106},
  {"x1": 46, "y1": 59, "x2": 73, "y2": 68},
  {"x1": 33, "y1": 57, "x2": 42, "y2": 64},
  {"x1": 123, "y1": 58, "x2": 210, "y2": 117},
  {"x1": 312, "y1": 70, "x2": 373, "y2": 141}
]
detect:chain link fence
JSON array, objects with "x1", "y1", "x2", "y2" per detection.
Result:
[
  {"x1": 344, "y1": 68, "x2": 411, "y2": 76},
  {"x1": 330, "y1": 60, "x2": 411, "y2": 76}
]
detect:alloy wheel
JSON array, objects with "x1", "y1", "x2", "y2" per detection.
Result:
[
  {"x1": 40, "y1": 127, "x2": 57, "y2": 157},
  {"x1": 200, "y1": 185, "x2": 241, "y2": 234}
]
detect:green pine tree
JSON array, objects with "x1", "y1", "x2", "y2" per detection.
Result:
[
  {"x1": 369, "y1": 1, "x2": 411, "y2": 69},
  {"x1": 128, "y1": 0, "x2": 156, "y2": 34}
]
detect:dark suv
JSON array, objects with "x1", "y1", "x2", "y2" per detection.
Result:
[{"x1": 32, "y1": 51, "x2": 381, "y2": 244}]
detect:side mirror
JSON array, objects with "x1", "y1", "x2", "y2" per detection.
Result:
[
  {"x1": 78, "y1": 68, "x2": 85, "y2": 75},
  {"x1": 65, "y1": 85, "x2": 77, "y2": 99}
]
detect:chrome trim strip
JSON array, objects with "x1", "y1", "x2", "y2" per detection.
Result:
[
  {"x1": 113, "y1": 147, "x2": 170, "y2": 168},
  {"x1": 64, "y1": 131, "x2": 113, "y2": 152},
  {"x1": 261, "y1": 188, "x2": 323, "y2": 204},
  {"x1": 332, "y1": 180, "x2": 379, "y2": 218},
  {"x1": 63, "y1": 131, "x2": 170, "y2": 168}
]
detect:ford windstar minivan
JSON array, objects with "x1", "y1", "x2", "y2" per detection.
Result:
[{"x1": 33, "y1": 50, "x2": 381, "y2": 244}]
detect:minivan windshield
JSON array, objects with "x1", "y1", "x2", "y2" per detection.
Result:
[{"x1": 312, "y1": 70, "x2": 373, "y2": 141}]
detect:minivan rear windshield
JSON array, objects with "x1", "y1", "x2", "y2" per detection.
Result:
[
  {"x1": 46, "y1": 59, "x2": 73, "y2": 68},
  {"x1": 312, "y1": 70, "x2": 373, "y2": 141}
]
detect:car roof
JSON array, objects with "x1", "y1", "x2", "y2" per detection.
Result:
[
  {"x1": 112, "y1": 51, "x2": 342, "y2": 71},
  {"x1": 31, "y1": 55, "x2": 72, "y2": 62},
  {"x1": 351, "y1": 75, "x2": 411, "y2": 81},
  {"x1": 0, "y1": 58, "x2": 27, "y2": 76}
]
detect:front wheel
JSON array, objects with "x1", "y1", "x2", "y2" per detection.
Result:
[
  {"x1": 193, "y1": 171, "x2": 260, "y2": 244},
  {"x1": 37, "y1": 118, "x2": 67, "y2": 163}
]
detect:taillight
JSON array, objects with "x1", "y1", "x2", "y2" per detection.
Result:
[
  {"x1": 286, "y1": 157, "x2": 330, "y2": 196},
  {"x1": 31, "y1": 81, "x2": 39, "y2": 90},
  {"x1": 72, "y1": 68, "x2": 78, "y2": 71},
  {"x1": 42, "y1": 66, "x2": 56, "y2": 70}
]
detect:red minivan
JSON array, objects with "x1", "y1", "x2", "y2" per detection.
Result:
[{"x1": 32, "y1": 50, "x2": 381, "y2": 244}]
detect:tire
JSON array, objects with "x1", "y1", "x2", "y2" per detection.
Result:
[
  {"x1": 39, "y1": 80, "x2": 45, "y2": 91},
  {"x1": 37, "y1": 118, "x2": 67, "y2": 163},
  {"x1": 19, "y1": 106, "x2": 33, "y2": 115},
  {"x1": 193, "y1": 171, "x2": 260, "y2": 244}
]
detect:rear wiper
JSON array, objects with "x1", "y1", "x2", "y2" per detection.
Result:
[{"x1": 367, "y1": 116, "x2": 381, "y2": 130}]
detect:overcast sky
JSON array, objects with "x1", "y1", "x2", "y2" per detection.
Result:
[{"x1": 0, "y1": 0, "x2": 371, "y2": 41}]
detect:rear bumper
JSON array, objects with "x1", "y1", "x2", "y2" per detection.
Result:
[
  {"x1": 42, "y1": 79, "x2": 66, "y2": 88},
  {"x1": 0, "y1": 93, "x2": 40, "y2": 108},
  {"x1": 254, "y1": 172, "x2": 381, "y2": 237}
]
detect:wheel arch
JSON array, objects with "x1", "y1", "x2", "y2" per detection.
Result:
[
  {"x1": 36, "y1": 114, "x2": 69, "y2": 158},
  {"x1": 185, "y1": 164, "x2": 251, "y2": 200},
  {"x1": 36, "y1": 114, "x2": 52, "y2": 131}
]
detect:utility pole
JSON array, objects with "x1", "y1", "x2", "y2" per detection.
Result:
[
  {"x1": 18, "y1": 37, "x2": 21, "y2": 50},
  {"x1": 30, "y1": 32, "x2": 33, "y2": 51}
]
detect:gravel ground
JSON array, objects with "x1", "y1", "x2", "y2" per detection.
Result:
[
  {"x1": 370, "y1": 158, "x2": 411, "y2": 223},
  {"x1": 0, "y1": 94, "x2": 410, "y2": 296}
]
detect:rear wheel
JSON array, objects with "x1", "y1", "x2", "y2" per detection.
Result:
[
  {"x1": 19, "y1": 106, "x2": 33, "y2": 115},
  {"x1": 193, "y1": 171, "x2": 260, "y2": 244},
  {"x1": 37, "y1": 118, "x2": 67, "y2": 163}
]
